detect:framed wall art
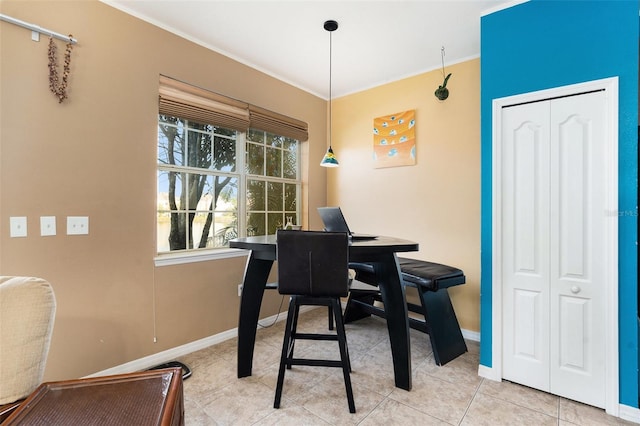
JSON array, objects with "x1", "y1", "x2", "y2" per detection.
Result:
[{"x1": 373, "y1": 110, "x2": 416, "y2": 168}]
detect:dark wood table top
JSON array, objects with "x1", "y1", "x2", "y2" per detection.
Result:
[{"x1": 230, "y1": 234, "x2": 419, "y2": 259}]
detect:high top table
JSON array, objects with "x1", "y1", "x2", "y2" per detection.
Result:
[{"x1": 230, "y1": 234, "x2": 419, "y2": 391}]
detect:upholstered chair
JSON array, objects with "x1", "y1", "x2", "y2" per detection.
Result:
[{"x1": 0, "y1": 276, "x2": 56, "y2": 420}]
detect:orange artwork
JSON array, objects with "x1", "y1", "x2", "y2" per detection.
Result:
[{"x1": 373, "y1": 110, "x2": 416, "y2": 168}]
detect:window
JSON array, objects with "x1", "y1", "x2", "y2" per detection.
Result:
[
  {"x1": 156, "y1": 77, "x2": 305, "y2": 256},
  {"x1": 245, "y1": 129, "x2": 300, "y2": 237},
  {"x1": 157, "y1": 118, "x2": 301, "y2": 255}
]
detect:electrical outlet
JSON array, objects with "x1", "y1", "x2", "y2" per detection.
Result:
[
  {"x1": 67, "y1": 216, "x2": 89, "y2": 235},
  {"x1": 238, "y1": 284, "x2": 243, "y2": 297}
]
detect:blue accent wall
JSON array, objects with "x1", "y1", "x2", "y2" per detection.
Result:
[{"x1": 480, "y1": 0, "x2": 638, "y2": 407}]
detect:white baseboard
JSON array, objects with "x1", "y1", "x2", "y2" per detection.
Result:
[
  {"x1": 462, "y1": 328, "x2": 480, "y2": 342},
  {"x1": 478, "y1": 364, "x2": 501, "y2": 381},
  {"x1": 83, "y1": 308, "x2": 298, "y2": 378},
  {"x1": 619, "y1": 404, "x2": 640, "y2": 424},
  {"x1": 84, "y1": 328, "x2": 237, "y2": 378}
]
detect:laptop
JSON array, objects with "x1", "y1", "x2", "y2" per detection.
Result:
[{"x1": 317, "y1": 207, "x2": 378, "y2": 240}]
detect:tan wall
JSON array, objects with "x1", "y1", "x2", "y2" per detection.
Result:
[
  {"x1": 328, "y1": 60, "x2": 481, "y2": 332},
  {"x1": 0, "y1": 0, "x2": 328, "y2": 380}
]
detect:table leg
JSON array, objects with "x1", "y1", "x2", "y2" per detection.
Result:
[
  {"x1": 374, "y1": 253, "x2": 412, "y2": 391},
  {"x1": 237, "y1": 252, "x2": 273, "y2": 378}
]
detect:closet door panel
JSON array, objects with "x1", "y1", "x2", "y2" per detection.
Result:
[
  {"x1": 501, "y1": 100, "x2": 551, "y2": 390},
  {"x1": 549, "y1": 91, "x2": 606, "y2": 408}
]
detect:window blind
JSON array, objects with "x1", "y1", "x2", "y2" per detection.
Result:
[
  {"x1": 249, "y1": 105, "x2": 308, "y2": 141},
  {"x1": 159, "y1": 75, "x2": 249, "y2": 131},
  {"x1": 159, "y1": 75, "x2": 308, "y2": 141}
]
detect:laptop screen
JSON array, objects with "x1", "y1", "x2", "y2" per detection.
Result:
[
  {"x1": 317, "y1": 207, "x2": 378, "y2": 240},
  {"x1": 317, "y1": 207, "x2": 351, "y2": 234}
]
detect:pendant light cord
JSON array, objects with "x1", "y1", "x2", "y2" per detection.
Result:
[
  {"x1": 329, "y1": 29, "x2": 333, "y2": 149},
  {"x1": 321, "y1": 20, "x2": 338, "y2": 166}
]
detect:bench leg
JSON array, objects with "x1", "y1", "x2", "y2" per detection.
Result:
[{"x1": 419, "y1": 288, "x2": 467, "y2": 365}]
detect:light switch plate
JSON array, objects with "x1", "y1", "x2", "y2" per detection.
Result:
[
  {"x1": 40, "y1": 216, "x2": 56, "y2": 236},
  {"x1": 67, "y1": 216, "x2": 89, "y2": 235},
  {"x1": 10, "y1": 216, "x2": 27, "y2": 238}
]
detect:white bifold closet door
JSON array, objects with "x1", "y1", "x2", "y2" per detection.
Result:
[{"x1": 501, "y1": 91, "x2": 607, "y2": 408}]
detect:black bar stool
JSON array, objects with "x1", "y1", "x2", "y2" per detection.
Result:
[{"x1": 273, "y1": 230, "x2": 355, "y2": 414}]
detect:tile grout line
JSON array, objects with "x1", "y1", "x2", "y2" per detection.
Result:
[
  {"x1": 487, "y1": 379, "x2": 562, "y2": 421},
  {"x1": 457, "y1": 376, "x2": 484, "y2": 425},
  {"x1": 355, "y1": 395, "x2": 387, "y2": 425}
]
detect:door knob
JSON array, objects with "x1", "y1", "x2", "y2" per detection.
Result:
[{"x1": 571, "y1": 285, "x2": 581, "y2": 294}]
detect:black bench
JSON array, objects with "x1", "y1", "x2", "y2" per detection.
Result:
[{"x1": 343, "y1": 258, "x2": 467, "y2": 366}]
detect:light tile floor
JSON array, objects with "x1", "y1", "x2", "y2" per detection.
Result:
[{"x1": 177, "y1": 307, "x2": 636, "y2": 425}]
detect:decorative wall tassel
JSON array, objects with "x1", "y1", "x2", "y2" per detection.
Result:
[{"x1": 48, "y1": 35, "x2": 73, "y2": 103}]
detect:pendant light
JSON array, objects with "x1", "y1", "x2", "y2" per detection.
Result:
[{"x1": 320, "y1": 19, "x2": 339, "y2": 167}]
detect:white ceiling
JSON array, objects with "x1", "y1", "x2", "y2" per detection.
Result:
[{"x1": 102, "y1": 0, "x2": 513, "y2": 99}]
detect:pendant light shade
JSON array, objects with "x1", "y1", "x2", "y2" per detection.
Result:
[
  {"x1": 320, "y1": 20, "x2": 339, "y2": 167},
  {"x1": 320, "y1": 146, "x2": 339, "y2": 167}
]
